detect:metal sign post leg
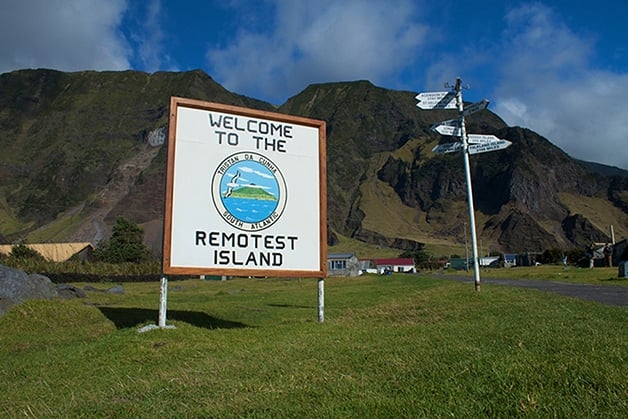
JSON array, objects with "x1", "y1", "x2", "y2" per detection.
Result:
[
  {"x1": 317, "y1": 278, "x2": 325, "y2": 322},
  {"x1": 158, "y1": 275, "x2": 168, "y2": 327}
]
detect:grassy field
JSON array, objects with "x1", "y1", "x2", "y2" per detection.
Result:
[
  {"x1": 444, "y1": 265, "x2": 628, "y2": 286},
  {"x1": 1, "y1": 273, "x2": 626, "y2": 417}
]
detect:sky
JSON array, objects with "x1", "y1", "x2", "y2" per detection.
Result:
[{"x1": 1, "y1": 0, "x2": 627, "y2": 170}]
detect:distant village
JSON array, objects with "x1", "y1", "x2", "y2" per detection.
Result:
[
  {"x1": 328, "y1": 239, "x2": 628, "y2": 277},
  {"x1": 1, "y1": 238, "x2": 627, "y2": 279}
]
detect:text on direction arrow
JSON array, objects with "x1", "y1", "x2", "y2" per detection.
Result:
[
  {"x1": 462, "y1": 99, "x2": 489, "y2": 116},
  {"x1": 467, "y1": 134, "x2": 502, "y2": 144},
  {"x1": 415, "y1": 91, "x2": 457, "y2": 109},
  {"x1": 468, "y1": 139, "x2": 512, "y2": 155},
  {"x1": 430, "y1": 118, "x2": 461, "y2": 136},
  {"x1": 432, "y1": 142, "x2": 463, "y2": 154},
  {"x1": 433, "y1": 124, "x2": 462, "y2": 136},
  {"x1": 430, "y1": 118, "x2": 459, "y2": 129}
]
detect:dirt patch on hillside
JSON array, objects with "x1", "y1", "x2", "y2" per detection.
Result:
[{"x1": 64, "y1": 143, "x2": 162, "y2": 244}]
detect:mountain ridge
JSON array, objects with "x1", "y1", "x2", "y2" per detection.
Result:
[{"x1": 0, "y1": 68, "x2": 626, "y2": 255}]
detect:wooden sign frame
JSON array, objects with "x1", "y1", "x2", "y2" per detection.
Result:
[{"x1": 162, "y1": 97, "x2": 327, "y2": 278}]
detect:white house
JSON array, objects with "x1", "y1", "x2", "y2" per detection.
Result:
[
  {"x1": 373, "y1": 258, "x2": 416, "y2": 274},
  {"x1": 478, "y1": 256, "x2": 500, "y2": 267}
]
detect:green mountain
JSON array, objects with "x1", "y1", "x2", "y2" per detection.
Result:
[
  {"x1": 227, "y1": 186, "x2": 277, "y2": 201},
  {"x1": 0, "y1": 69, "x2": 626, "y2": 256}
]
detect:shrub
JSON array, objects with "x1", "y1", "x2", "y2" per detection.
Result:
[
  {"x1": 566, "y1": 247, "x2": 588, "y2": 267},
  {"x1": 539, "y1": 248, "x2": 564, "y2": 264},
  {"x1": 9, "y1": 243, "x2": 45, "y2": 261},
  {"x1": 94, "y1": 217, "x2": 153, "y2": 263}
]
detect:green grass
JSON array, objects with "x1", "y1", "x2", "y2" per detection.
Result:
[
  {"x1": 445, "y1": 265, "x2": 628, "y2": 286},
  {"x1": 1, "y1": 274, "x2": 626, "y2": 417},
  {"x1": 328, "y1": 233, "x2": 401, "y2": 258},
  {"x1": 0, "y1": 188, "x2": 33, "y2": 235},
  {"x1": 25, "y1": 206, "x2": 87, "y2": 243}
]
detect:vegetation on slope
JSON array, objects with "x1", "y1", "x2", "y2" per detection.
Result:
[{"x1": 1, "y1": 70, "x2": 627, "y2": 254}]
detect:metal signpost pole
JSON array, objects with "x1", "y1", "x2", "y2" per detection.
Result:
[
  {"x1": 158, "y1": 275, "x2": 169, "y2": 327},
  {"x1": 464, "y1": 222, "x2": 469, "y2": 271},
  {"x1": 454, "y1": 78, "x2": 481, "y2": 291},
  {"x1": 318, "y1": 278, "x2": 324, "y2": 322},
  {"x1": 139, "y1": 274, "x2": 174, "y2": 332}
]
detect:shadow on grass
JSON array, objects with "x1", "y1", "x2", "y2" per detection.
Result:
[
  {"x1": 267, "y1": 303, "x2": 314, "y2": 309},
  {"x1": 97, "y1": 307, "x2": 248, "y2": 330}
]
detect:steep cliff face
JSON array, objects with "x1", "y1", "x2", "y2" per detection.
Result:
[{"x1": 375, "y1": 124, "x2": 623, "y2": 251}]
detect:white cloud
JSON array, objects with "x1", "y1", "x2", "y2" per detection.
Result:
[
  {"x1": 239, "y1": 165, "x2": 274, "y2": 179},
  {"x1": 128, "y1": 0, "x2": 178, "y2": 72},
  {"x1": 0, "y1": 0, "x2": 625, "y2": 169},
  {"x1": 0, "y1": 0, "x2": 130, "y2": 74},
  {"x1": 206, "y1": 0, "x2": 428, "y2": 103},
  {"x1": 134, "y1": 0, "x2": 165, "y2": 72},
  {"x1": 491, "y1": 3, "x2": 628, "y2": 169}
]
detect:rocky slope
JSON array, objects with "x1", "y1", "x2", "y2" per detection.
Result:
[{"x1": 1, "y1": 69, "x2": 626, "y2": 255}]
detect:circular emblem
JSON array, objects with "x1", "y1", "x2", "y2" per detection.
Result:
[{"x1": 212, "y1": 152, "x2": 287, "y2": 231}]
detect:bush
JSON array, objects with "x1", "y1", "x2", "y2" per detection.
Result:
[
  {"x1": 400, "y1": 250, "x2": 436, "y2": 269},
  {"x1": 539, "y1": 248, "x2": 564, "y2": 264},
  {"x1": 9, "y1": 243, "x2": 45, "y2": 261},
  {"x1": 94, "y1": 217, "x2": 153, "y2": 263},
  {"x1": 566, "y1": 247, "x2": 588, "y2": 267}
]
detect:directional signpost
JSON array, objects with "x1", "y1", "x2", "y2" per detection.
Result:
[{"x1": 418, "y1": 78, "x2": 512, "y2": 291}]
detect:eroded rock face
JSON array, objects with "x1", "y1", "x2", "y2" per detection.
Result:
[{"x1": 0, "y1": 264, "x2": 58, "y2": 315}]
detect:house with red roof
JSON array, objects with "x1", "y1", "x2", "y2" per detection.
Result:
[{"x1": 373, "y1": 258, "x2": 416, "y2": 274}]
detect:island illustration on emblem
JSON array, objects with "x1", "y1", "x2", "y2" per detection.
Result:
[{"x1": 212, "y1": 152, "x2": 287, "y2": 231}]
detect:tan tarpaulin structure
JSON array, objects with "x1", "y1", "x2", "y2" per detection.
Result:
[{"x1": 0, "y1": 242, "x2": 94, "y2": 262}]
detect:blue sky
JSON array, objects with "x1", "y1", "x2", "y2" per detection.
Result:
[{"x1": 1, "y1": 0, "x2": 627, "y2": 169}]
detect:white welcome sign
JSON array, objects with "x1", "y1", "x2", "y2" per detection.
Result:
[{"x1": 163, "y1": 97, "x2": 327, "y2": 278}]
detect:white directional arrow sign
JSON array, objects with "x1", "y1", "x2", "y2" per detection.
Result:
[
  {"x1": 462, "y1": 99, "x2": 489, "y2": 116},
  {"x1": 432, "y1": 142, "x2": 463, "y2": 154},
  {"x1": 430, "y1": 119, "x2": 461, "y2": 136},
  {"x1": 416, "y1": 91, "x2": 457, "y2": 109},
  {"x1": 467, "y1": 134, "x2": 501, "y2": 144},
  {"x1": 433, "y1": 125, "x2": 461, "y2": 136},
  {"x1": 468, "y1": 139, "x2": 512, "y2": 155},
  {"x1": 431, "y1": 138, "x2": 512, "y2": 155}
]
